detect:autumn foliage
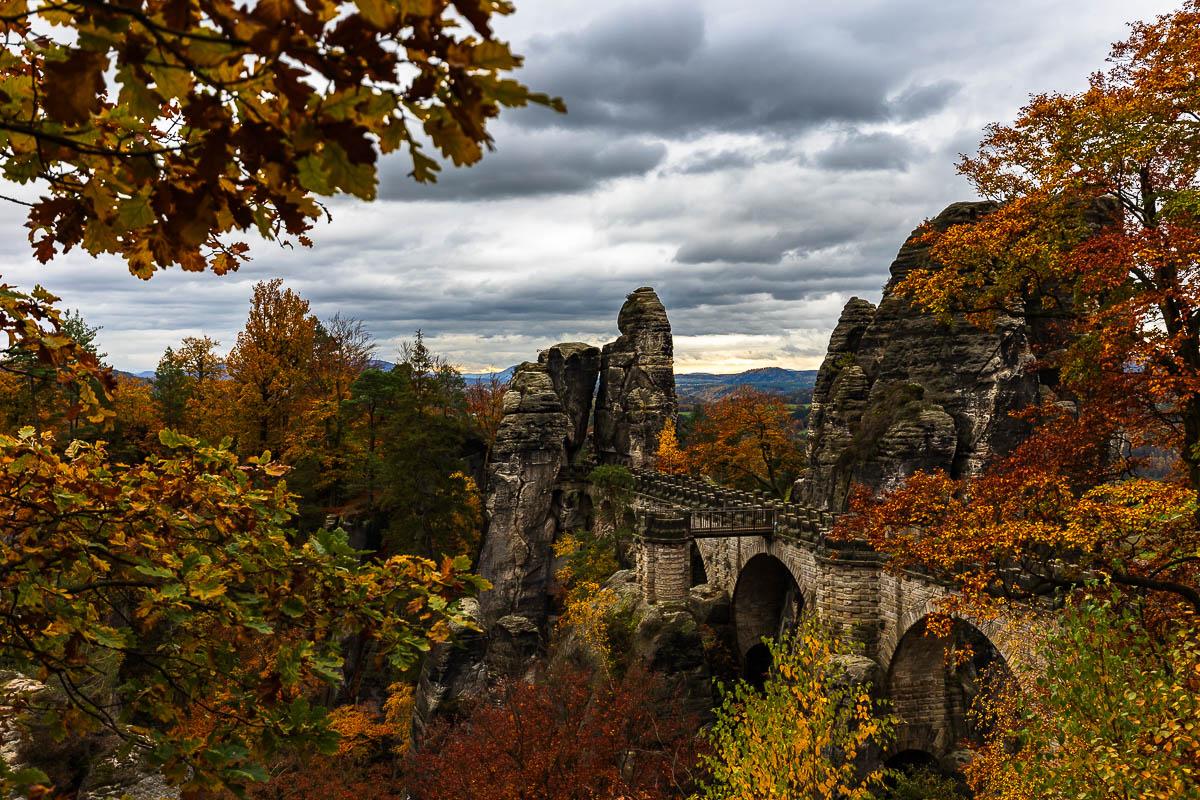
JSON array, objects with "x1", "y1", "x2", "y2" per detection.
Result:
[
  {"x1": 837, "y1": 5, "x2": 1200, "y2": 796},
  {"x1": 685, "y1": 389, "x2": 804, "y2": 498},
  {"x1": 699, "y1": 618, "x2": 892, "y2": 800},
  {"x1": 406, "y1": 663, "x2": 699, "y2": 800},
  {"x1": 0, "y1": 0, "x2": 562, "y2": 275},
  {"x1": 0, "y1": 425, "x2": 483, "y2": 794},
  {"x1": 966, "y1": 596, "x2": 1200, "y2": 800}
]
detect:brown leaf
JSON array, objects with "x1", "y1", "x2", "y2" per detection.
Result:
[{"x1": 43, "y1": 49, "x2": 108, "y2": 126}]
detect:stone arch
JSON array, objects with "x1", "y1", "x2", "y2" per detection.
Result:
[
  {"x1": 884, "y1": 614, "x2": 1013, "y2": 767},
  {"x1": 880, "y1": 592, "x2": 1032, "y2": 690},
  {"x1": 732, "y1": 553, "x2": 804, "y2": 664}
]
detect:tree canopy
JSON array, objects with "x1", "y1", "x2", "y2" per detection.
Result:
[{"x1": 0, "y1": 0, "x2": 562, "y2": 276}]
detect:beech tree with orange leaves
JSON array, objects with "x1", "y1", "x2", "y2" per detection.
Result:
[
  {"x1": 688, "y1": 389, "x2": 803, "y2": 498},
  {"x1": 226, "y1": 278, "x2": 318, "y2": 456}
]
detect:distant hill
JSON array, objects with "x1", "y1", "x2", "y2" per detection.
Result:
[
  {"x1": 462, "y1": 366, "x2": 517, "y2": 385},
  {"x1": 117, "y1": 361, "x2": 815, "y2": 402},
  {"x1": 461, "y1": 365, "x2": 817, "y2": 400},
  {"x1": 675, "y1": 367, "x2": 817, "y2": 404}
]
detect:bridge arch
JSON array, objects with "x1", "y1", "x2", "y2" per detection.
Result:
[
  {"x1": 732, "y1": 553, "x2": 805, "y2": 685},
  {"x1": 884, "y1": 613, "x2": 1013, "y2": 767}
]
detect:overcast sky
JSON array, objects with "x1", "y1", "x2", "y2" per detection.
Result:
[{"x1": 0, "y1": 0, "x2": 1182, "y2": 373}]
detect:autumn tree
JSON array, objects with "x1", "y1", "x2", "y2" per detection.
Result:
[
  {"x1": 464, "y1": 372, "x2": 509, "y2": 465},
  {"x1": 966, "y1": 595, "x2": 1200, "y2": 800},
  {"x1": 0, "y1": 284, "x2": 112, "y2": 433},
  {"x1": 0, "y1": 307, "x2": 107, "y2": 435},
  {"x1": 290, "y1": 314, "x2": 375, "y2": 512},
  {"x1": 687, "y1": 388, "x2": 804, "y2": 498},
  {"x1": 840, "y1": 3, "x2": 1200, "y2": 616},
  {"x1": 901, "y1": 0, "x2": 1200, "y2": 493},
  {"x1": 176, "y1": 334, "x2": 224, "y2": 384},
  {"x1": 699, "y1": 619, "x2": 893, "y2": 800},
  {"x1": 174, "y1": 334, "x2": 237, "y2": 441},
  {"x1": 0, "y1": 424, "x2": 482, "y2": 796},
  {"x1": 406, "y1": 663, "x2": 699, "y2": 800},
  {"x1": 654, "y1": 417, "x2": 689, "y2": 474},
  {"x1": 109, "y1": 372, "x2": 162, "y2": 460},
  {"x1": 0, "y1": 0, "x2": 562, "y2": 276},
  {"x1": 226, "y1": 279, "x2": 317, "y2": 456}
]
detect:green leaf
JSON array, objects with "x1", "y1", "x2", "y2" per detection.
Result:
[
  {"x1": 9, "y1": 767, "x2": 50, "y2": 786},
  {"x1": 321, "y1": 143, "x2": 376, "y2": 200},
  {"x1": 296, "y1": 153, "x2": 333, "y2": 195},
  {"x1": 280, "y1": 596, "x2": 306, "y2": 618},
  {"x1": 135, "y1": 564, "x2": 175, "y2": 579},
  {"x1": 116, "y1": 191, "x2": 155, "y2": 230}
]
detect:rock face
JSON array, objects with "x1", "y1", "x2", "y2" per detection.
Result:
[
  {"x1": 478, "y1": 362, "x2": 575, "y2": 627},
  {"x1": 595, "y1": 287, "x2": 677, "y2": 469},
  {"x1": 1, "y1": 673, "x2": 178, "y2": 799},
  {"x1": 538, "y1": 342, "x2": 601, "y2": 460},
  {"x1": 416, "y1": 290, "x2": 673, "y2": 733},
  {"x1": 797, "y1": 202, "x2": 1043, "y2": 511}
]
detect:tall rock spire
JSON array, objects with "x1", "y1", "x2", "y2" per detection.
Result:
[{"x1": 594, "y1": 287, "x2": 677, "y2": 469}]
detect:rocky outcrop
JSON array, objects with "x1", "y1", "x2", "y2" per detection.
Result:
[
  {"x1": 416, "y1": 290, "x2": 675, "y2": 735},
  {"x1": 1, "y1": 673, "x2": 178, "y2": 799},
  {"x1": 797, "y1": 202, "x2": 1044, "y2": 511},
  {"x1": 465, "y1": 342, "x2": 600, "y2": 681},
  {"x1": 478, "y1": 363, "x2": 574, "y2": 628},
  {"x1": 595, "y1": 287, "x2": 677, "y2": 469}
]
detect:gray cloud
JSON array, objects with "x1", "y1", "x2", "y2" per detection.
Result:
[
  {"x1": 0, "y1": 0, "x2": 1181, "y2": 373},
  {"x1": 889, "y1": 81, "x2": 963, "y2": 121},
  {"x1": 513, "y1": 2, "x2": 904, "y2": 136},
  {"x1": 815, "y1": 131, "x2": 921, "y2": 172},
  {"x1": 379, "y1": 129, "x2": 667, "y2": 200}
]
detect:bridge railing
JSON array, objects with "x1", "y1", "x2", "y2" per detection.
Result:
[{"x1": 689, "y1": 507, "x2": 777, "y2": 538}]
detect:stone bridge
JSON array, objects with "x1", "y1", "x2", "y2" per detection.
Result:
[{"x1": 630, "y1": 468, "x2": 1036, "y2": 770}]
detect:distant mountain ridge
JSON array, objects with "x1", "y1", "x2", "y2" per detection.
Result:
[
  {"x1": 675, "y1": 367, "x2": 817, "y2": 403},
  {"x1": 118, "y1": 361, "x2": 815, "y2": 403}
]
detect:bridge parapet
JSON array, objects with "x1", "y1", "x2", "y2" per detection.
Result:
[{"x1": 630, "y1": 468, "x2": 837, "y2": 543}]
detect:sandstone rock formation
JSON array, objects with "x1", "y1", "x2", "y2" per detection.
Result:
[
  {"x1": 797, "y1": 202, "x2": 1043, "y2": 511},
  {"x1": 1, "y1": 673, "x2": 178, "y2": 799},
  {"x1": 595, "y1": 287, "x2": 677, "y2": 469},
  {"x1": 478, "y1": 361, "x2": 575, "y2": 628},
  {"x1": 416, "y1": 290, "x2": 674, "y2": 732},
  {"x1": 538, "y1": 342, "x2": 601, "y2": 461}
]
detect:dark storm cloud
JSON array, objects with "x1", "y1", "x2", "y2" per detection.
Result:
[
  {"x1": 814, "y1": 131, "x2": 921, "y2": 172},
  {"x1": 378, "y1": 130, "x2": 667, "y2": 200},
  {"x1": 513, "y1": 2, "x2": 909, "y2": 137},
  {"x1": 674, "y1": 216, "x2": 883, "y2": 265},
  {"x1": 889, "y1": 81, "x2": 963, "y2": 121}
]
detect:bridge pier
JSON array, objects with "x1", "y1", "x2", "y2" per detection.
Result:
[
  {"x1": 636, "y1": 514, "x2": 691, "y2": 605},
  {"x1": 816, "y1": 545, "x2": 886, "y2": 661}
]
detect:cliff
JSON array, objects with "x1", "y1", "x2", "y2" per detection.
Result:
[{"x1": 796, "y1": 202, "x2": 1045, "y2": 510}]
